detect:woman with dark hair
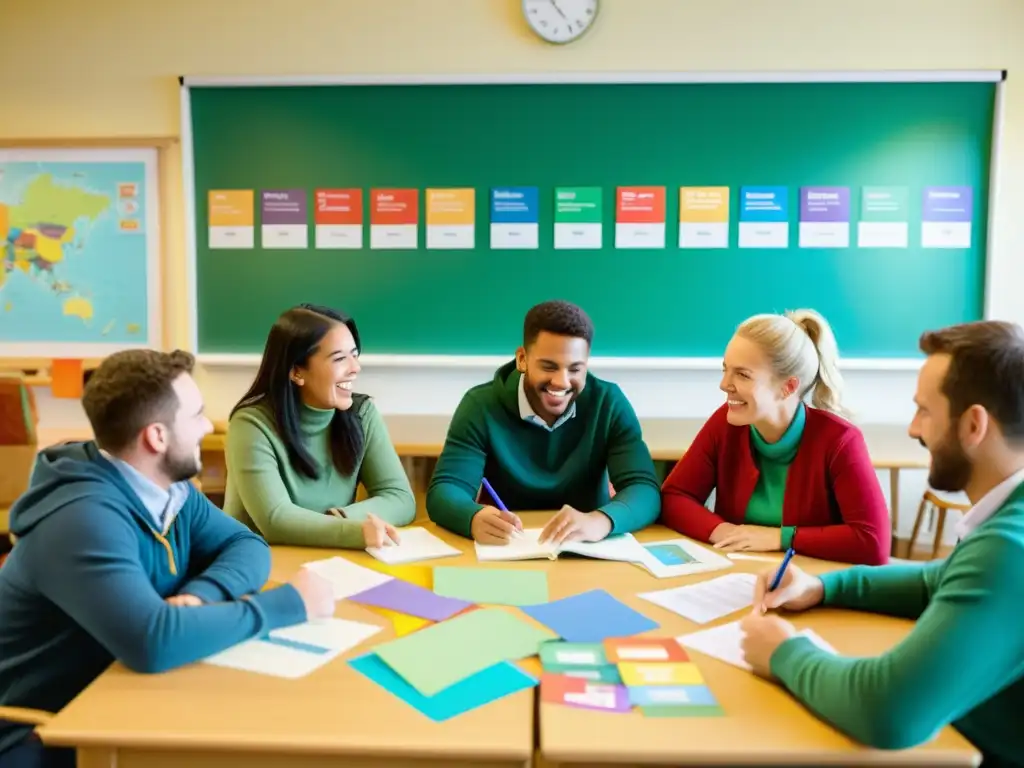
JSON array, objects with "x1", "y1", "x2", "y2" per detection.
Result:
[{"x1": 222, "y1": 304, "x2": 415, "y2": 547}]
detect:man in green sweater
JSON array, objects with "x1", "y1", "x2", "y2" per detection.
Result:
[
  {"x1": 427, "y1": 300, "x2": 660, "y2": 544},
  {"x1": 740, "y1": 320, "x2": 1024, "y2": 767}
]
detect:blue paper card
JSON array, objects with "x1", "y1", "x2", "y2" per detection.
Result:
[
  {"x1": 349, "y1": 653, "x2": 537, "y2": 722},
  {"x1": 521, "y1": 589, "x2": 659, "y2": 642},
  {"x1": 628, "y1": 684, "x2": 718, "y2": 707}
]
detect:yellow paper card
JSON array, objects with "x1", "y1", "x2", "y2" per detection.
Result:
[
  {"x1": 618, "y1": 661, "x2": 704, "y2": 686},
  {"x1": 361, "y1": 562, "x2": 433, "y2": 635},
  {"x1": 425, "y1": 188, "x2": 475, "y2": 226},
  {"x1": 679, "y1": 187, "x2": 729, "y2": 223}
]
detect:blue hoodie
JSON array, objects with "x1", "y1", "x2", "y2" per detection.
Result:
[{"x1": 0, "y1": 442, "x2": 308, "y2": 754}]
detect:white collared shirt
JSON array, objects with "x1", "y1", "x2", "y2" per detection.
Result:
[
  {"x1": 100, "y1": 449, "x2": 190, "y2": 532},
  {"x1": 517, "y1": 373, "x2": 576, "y2": 432},
  {"x1": 954, "y1": 467, "x2": 1024, "y2": 540}
]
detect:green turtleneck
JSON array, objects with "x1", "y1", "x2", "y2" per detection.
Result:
[
  {"x1": 744, "y1": 403, "x2": 806, "y2": 550},
  {"x1": 222, "y1": 396, "x2": 416, "y2": 548}
]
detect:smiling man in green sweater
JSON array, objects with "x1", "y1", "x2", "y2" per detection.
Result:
[
  {"x1": 740, "y1": 320, "x2": 1024, "y2": 768},
  {"x1": 427, "y1": 300, "x2": 660, "y2": 545}
]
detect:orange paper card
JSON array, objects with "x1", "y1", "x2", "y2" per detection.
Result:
[
  {"x1": 50, "y1": 359, "x2": 83, "y2": 399},
  {"x1": 615, "y1": 186, "x2": 666, "y2": 223},
  {"x1": 315, "y1": 189, "x2": 363, "y2": 225},
  {"x1": 208, "y1": 190, "x2": 254, "y2": 226},
  {"x1": 604, "y1": 637, "x2": 688, "y2": 663},
  {"x1": 370, "y1": 188, "x2": 418, "y2": 225}
]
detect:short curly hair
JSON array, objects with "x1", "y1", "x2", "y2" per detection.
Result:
[
  {"x1": 523, "y1": 300, "x2": 594, "y2": 348},
  {"x1": 82, "y1": 349, "x2": 195, "y2": 452}
]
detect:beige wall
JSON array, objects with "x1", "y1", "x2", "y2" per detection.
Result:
[{"x1": 1, "y1": 0, "x2": 1022, "y2": 425}]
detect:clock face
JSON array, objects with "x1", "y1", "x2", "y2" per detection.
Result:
[{"x1": 522, "y1": 0, "x2": 599, "y2": 44}]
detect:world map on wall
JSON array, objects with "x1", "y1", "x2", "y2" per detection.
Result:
[{"x1": 0, "y1": 150, "x2": 158, "y2": 356}]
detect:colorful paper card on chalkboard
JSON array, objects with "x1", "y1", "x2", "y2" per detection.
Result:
[
  {"x1": 261, "y1": 189, "x2": 308, "y2": 250},
  {"x1": 678, "y1": 187, "x2": 729, "y2": 249},
  {"x1": 490, "y1": 186, "x2": 539, "y2": 249},
  {"x1": 858, "y1": 186, "x2": 909, "y2": 248},
  {"x1": 738, "y1": 186, "x2": 789, "y2": 249},
  {"x1": 615, "y1": 186, "x2": 665, "y2": 249},
  {"x1": 208, "y1": 189, "x2": 254, "y2": 249},
  {"x1": 370, "y1": 188, "x2": 418, "y2": 249},
  {"x1": 314, "y1": 188, "x2": 363, "y2": 249},
  {"x1": 922, "y1": 186, "x2": 973, "y2": 249},
  {"x1": 799, "y1": 186, "x2": 850, "y2": 248}
]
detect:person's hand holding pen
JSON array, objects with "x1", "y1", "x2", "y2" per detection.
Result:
[
  {"x1": 471, "y1": 478, "x2": 524, "y2": 544},
  {"x1": 739, "y1": 549, "x2": 824, "y2": 679}
]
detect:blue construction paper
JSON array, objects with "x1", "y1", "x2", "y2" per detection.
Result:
[
  {"x1": 521, "y1": 589, "x2": 659, "y2": 642},
  {"x1": 349, "y1": 653, "x2": 537, "y2": 722}
]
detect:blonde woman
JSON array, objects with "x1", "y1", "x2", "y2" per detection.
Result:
[{"x1": 660, "y1": 309, "x2": 890, "y2": 565}]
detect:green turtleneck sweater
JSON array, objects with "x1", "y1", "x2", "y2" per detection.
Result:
[
  {"x1": 222, "y1": 396, "x2": 416, "y2": 548},
  {"x1": 744, "y1": 403, "x2": 806, "y2": 550}
]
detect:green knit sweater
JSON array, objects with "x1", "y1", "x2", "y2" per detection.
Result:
[
  {"x1": 223, "y1": 395, "x2": 416, "y2": 548},
  {"x1": 744, "y1": 403, "x2": 805, "y2": 549},
  {"x1": 426, "y1": 361, "x2": 661, "y2": 537},
  {"x1": 770, "y1": 481, "x2": 1024, "y2": 766}
]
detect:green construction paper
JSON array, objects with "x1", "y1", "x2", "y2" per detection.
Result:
[
  {"x1": 373, "y1": 607, "x2": 555, "y2": 696},
  {"x1": 433, "y1": 566, "x2": 549, "y2": 607},
  {"x1": 640, "y1": 704, "x2": 726, "y2": 718}
]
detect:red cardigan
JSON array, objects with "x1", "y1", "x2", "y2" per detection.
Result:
[{"x1": 660, "y1": 404, "x2": 890, "y2": 565}]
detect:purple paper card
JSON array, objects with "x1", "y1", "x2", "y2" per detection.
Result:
[
  {"x1": 348, "y1": 578, "x2": 474, "y2": 622},
  {"x1": 922, "y1": 186, "x2": 973, "y2": 222},
  {"x1": 799, "y1": 187, "x2": 850, "y2": 222},
  {"x1": 261, "y1": 189, "x2": 307, "y2": 225}
]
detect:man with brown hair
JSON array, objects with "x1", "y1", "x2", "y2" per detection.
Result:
[
  {"x1": 738, "y1": 320, "x2": 1024, "y2": 767},
  {"x1": 0, "y1": 350, "x2": 333, "y2": 768}
]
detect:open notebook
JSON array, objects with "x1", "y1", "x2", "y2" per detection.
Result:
[{"x1": 475, "y1": 528, "x2": 651, "y2": 563}]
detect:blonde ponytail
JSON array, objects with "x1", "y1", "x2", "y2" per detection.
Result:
[
  {"x1": 735, "y1": 308, "x2": 852, "y2": 420},
  {"x1": 785, "y1": 309, "x2": 851, "y2": 419}
]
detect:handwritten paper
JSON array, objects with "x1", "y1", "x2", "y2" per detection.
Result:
[
  {"x1": 203, "y1": 619, "x2": 381, "y2": 679},
  {"x1": 637, "y1": 573, "x2": 757, "y2": 624},
  {"x1": 365, "y1": 526, "x2": 462, "y2": 565},
  {"x1": 678, "y1": 620, "x2": 837, "y2": 672}
]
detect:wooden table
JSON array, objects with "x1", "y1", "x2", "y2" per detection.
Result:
[
  {"x1": 539, "y1": 522, "x2": 978, "y2": 766},
  {"x1": 37, "y1": 516, "x2": 977, "y2": 767}
]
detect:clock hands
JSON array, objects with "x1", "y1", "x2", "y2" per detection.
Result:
[{"x1": 548, "y1": 0, "x2": 569, "y2": 22}]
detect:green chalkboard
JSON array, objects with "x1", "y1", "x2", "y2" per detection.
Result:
[{"x1": 186, "y1": 79, "x2": 995, "y2": 358}]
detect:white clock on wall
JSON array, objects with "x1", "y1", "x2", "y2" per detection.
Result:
[{"x1": 522, "y1": 0, "x2": 600, "y2": 44}]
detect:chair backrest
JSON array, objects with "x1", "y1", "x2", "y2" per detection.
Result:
[{"x1": 0, "y1": 376, "x2": 37, "y2": 447}]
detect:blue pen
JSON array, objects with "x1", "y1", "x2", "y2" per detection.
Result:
[
  {"x1": 480, "y1": 477, "x2": 522, "y2": 537},
  {"x1": 768, "y1": 547, "x2": 796, "y2": 591},
  {"x1": 480, "y1": 477, "x2": 508, "y2": 511}
]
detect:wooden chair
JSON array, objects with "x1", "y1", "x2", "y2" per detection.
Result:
[{"x1": 907, "y1": 489, "x2": 971, "y2": 560}]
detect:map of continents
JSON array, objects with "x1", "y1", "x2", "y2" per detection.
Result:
[{"x1": 0, "y1": 159, "x2": 152, "y2": 352}]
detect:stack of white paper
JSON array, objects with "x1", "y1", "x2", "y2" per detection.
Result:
[
  {"x1": 203, "y1": 618, "x2": 381, "y2": 679},
  {"x1": 678, "y1": 620, "x2": 837, "y2": 672},
  {"x1": 365, "y1": 526, "x2": 461, "y2": 565},
  {"x1": 637, "y1": 573, "x2": 757, "y2": 624}
]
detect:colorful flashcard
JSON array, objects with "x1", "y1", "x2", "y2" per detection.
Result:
[
  {"x1": 490, "y1": 186, "x2": 539, "y2": 249},
  {"x1": 540, "y1": 673, "x2": 631, "y2": 713},
  {"x1": 208, "y1": 189, "x2": 254, "y2": 249},
  {"x1": 628, "y1": 683, "x2": 718, "y2": 708},
  {"x1": 260, "y1": 189, "x2": 308, "y2": 249},
  {"x1": 799, "y1": 186, "x2": 850, "y2": 248},
  {"x1": 922, "y1": 186, "x2": 973, "y2": 248},
  {"x1": 858, "y1": 186, "x2": 909, "y2": 248},
  {"x1": 426, "y1": 188, "x2": 474, "y2": 249},
  {"x1": 739, "y1": 186, "x2": 789, "y2": 248},
  {"x1": 617, "y1": 661, "x2": 704, "y2": 686},
  {"x1": 554, "y1": 186, "x2": 602, "y2": 249},
  {"x1": 615, "y1": 186, "x2": 666, "y2": 248},
  {"x1": 603, "y1": 637, "x2": 688, "y2": 664},
  {"x1": 370, "y1": 188, "x2": 418, "y2": 249},
  {"x1": 678, "y1": 186, "x2": 729, "y2": 248},
  {"x1": 314, "y1": 188, "x2": 363, "y2": 249},
  {"x1": 540, "y1": 641, "x2": 608, "y2": 668}
]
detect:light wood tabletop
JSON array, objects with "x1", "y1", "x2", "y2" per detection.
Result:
[{"x1": 36, "y1": 515, "x2": 977, "y2": 768}]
